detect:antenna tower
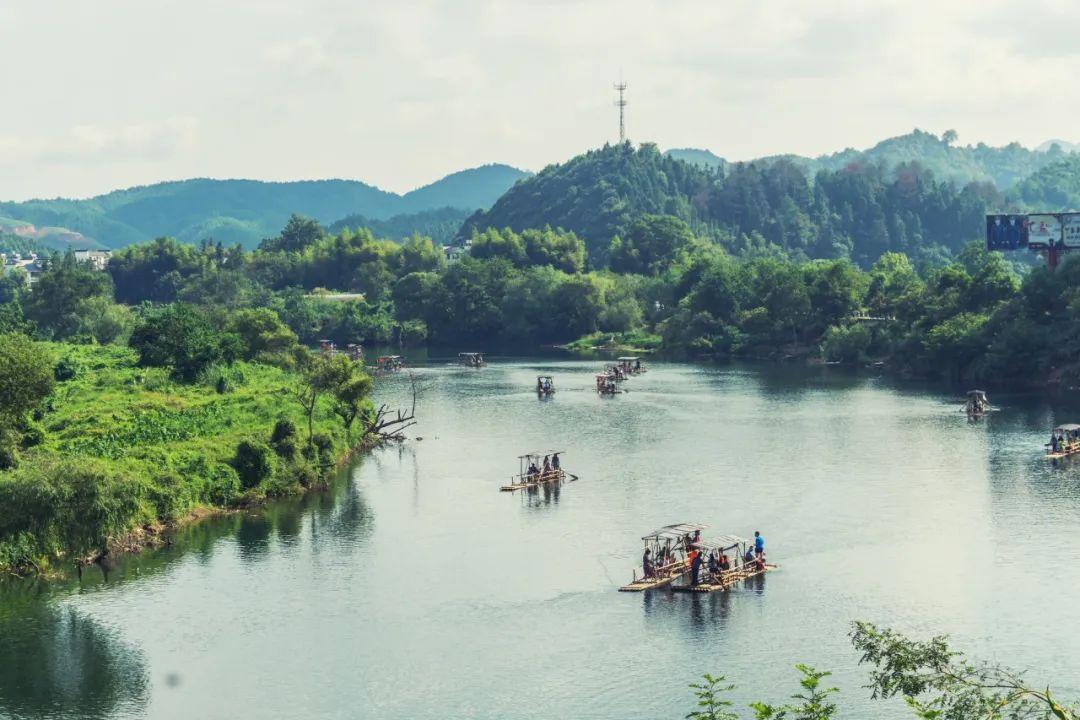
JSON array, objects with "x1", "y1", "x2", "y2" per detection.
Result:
[{"x1": 613, "y1": 81, "x2": 627, "y2": 144}]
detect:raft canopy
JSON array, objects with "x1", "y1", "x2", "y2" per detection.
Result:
[
  {"x1": 1054, "y1": 424, "x2": 1080, "y2": 433},
  {"x1": 518, "y1": 450, "x2": 564, "y2": 460},
  {"x1": 696, "y1": 534, "x2": 749, "y2": 552},
  {"x1": 617, "y1": 356, "x2": 639, "y2": 361},
  {"x1": 642, "y1": 523, "x2": 707, "y2": 541}
]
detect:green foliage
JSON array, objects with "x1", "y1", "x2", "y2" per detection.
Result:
[
  {"x1": 821, "y1": 324, "x2": 871, "y2": 364},
  {"x1": 0, "y1": 344, "x2": 354, "y2": 572},
  {"x1": 750, "y1": 666, "x2": 838, "y2": 720},
  {"x1": 610, "y1": 214, "x2": 696, "y2": 275},
  {"x1": 329, "y1": 207, "x2": 473, "y2": 245},
  {"x1": 0, "y1": 333, "x2": 54, "y2": 423},
  {"x1": 270, "y1": 417, "x2": 299, "y2": 459},
  {"x1": 0, "y1": 460, "x2": 147, "y2": 569},
  {"x1": 687, "y1": 674, "x2": 739, "y2": 720},
  {"x1": 24, "y1": 251, "x2": 117, "y2": 341},
  {"x1": 232, "y1": 439, "x2": 274, "y2": 490},
  {"x1": 130, "y1": 303, "x2": 240, "y2": 381},
  {"x1": 227, "y1": 307, "x2": 298, "y2": 360},
  {"x1": 686, "y1": 624, "x2": 1077, "y2": 720},
  {"x1": 850, "y1": 621, "x2": 1079, "y2": 720}
]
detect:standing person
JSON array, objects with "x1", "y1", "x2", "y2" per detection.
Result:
[
  {"x1": 542, "y1": 455, "x2": 552, "y2": 476},
  {"x1": 689, "y1": 548, "x2": 702, "y2": 586},
  {"x1": 754, "y1": 531, "x2": 765, "y2": 559},
  {"x1": 643, "y1": 548, "x2": 654, "y2": 579},
  {"x1": 552, "y1": 453, "x2": 561, "y2": 471}
]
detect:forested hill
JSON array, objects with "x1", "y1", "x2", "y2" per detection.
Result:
[
  {"x1": 0, "y1": 164, "x2": 529, "y2": 250},
  {"x1": 461, "y1": 143, "x2": 1000, "y2": 267},
  {"x1": 461, "y1": 144, "x2": 714, "y2": 261},
  {"x1": 1011, "y1": 154, "x2": 1080, "y2": 210},
  {"x1": 676, "y1": 129, "x2": 1073, "y2": 191}
]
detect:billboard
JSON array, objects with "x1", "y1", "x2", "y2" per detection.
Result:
[
  {"x1": 1027, "y1": 214, "x2": 1061, "y2": 249},
  {"x1": 1062, "y1": 213, "x2": 1080, "y2": 248},
  {"x1": 985, "y1": 214, "x2": 1028, "y2": 251}
]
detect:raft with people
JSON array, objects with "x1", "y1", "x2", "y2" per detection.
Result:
[
  {"x1": 596, "y1": 373, "x2": 622, "y2": 395},
  {"x1": 1046, "y1": 424, "x2": 1080, "y2": 459},
  {"x1": 375, "y1": 355, "x2": 405, "y2": 373},
  {"x1": 459, "y1": 352, "x2": 485, "y2": 368},
  {"x1": 536, "y1": 375, "x2": 555, "y2": 396},
  {"x1": 619, "y1": 525, "x2": 775, "y2": 592},
  {"x1": 619, "y1": 523, "x2": 706, "y2": 591},
  {"x1": 500, "y1": 451, "x2": 576, "y2": 492},
  {"x1": 616, "y1": 356, "x2": 645, "y2": 375},
  {"x1": 962, "y1": 389, "x2": 993, "y2": 417}
]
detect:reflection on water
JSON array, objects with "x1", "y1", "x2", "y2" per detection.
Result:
[
  {"x1": 5, "y1": 358, "x2": 1080, "y2": 719},
  {"x1": 0, "y1": 584, "x2": 149, "y2": 719}
]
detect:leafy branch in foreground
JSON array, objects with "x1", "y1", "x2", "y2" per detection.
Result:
[
  {"x1": 687, "y1": 623, "x2": 1077, "y2": 719},
  {"x1": 851, "y1": 621, "x2": 1078, "y2": 720}
]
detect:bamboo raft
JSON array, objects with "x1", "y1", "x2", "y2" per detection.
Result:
[
  {"x1": 670, "y1": 563, "x2": 778, "y2": 593},
  {"x1": 500, "y1": 470, "x2": 577, "y2": 492},
  {"x1": 1047, "y1": 424, "x2": 1080, "y2": 460},
  {"x1": 619, "y1": 527, "x2": 775, "y2": 593},
  {"x1": 618, "y1": 559, "x2": 693, "y2": 591}
]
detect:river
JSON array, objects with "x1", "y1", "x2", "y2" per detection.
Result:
[{"x1": 3, "y1": 357, "x2": 1080, "y2": 719}]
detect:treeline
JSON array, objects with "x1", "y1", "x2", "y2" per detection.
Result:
[
  {"x1": 5, "y1": 208, "x2": 1078, "y2": 386},
  {"x1": 463, "y1": 143, "x2": 1004, "y2": 267}
]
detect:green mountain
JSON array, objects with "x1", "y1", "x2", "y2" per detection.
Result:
[
  {"x1": 461, "y1": 143, "x2": 711, "y2": 258},
  {"x1": 462, "y1": 142, "x2": 998, "y2": 267},
  {"x1": 664, "y1": 148, "x2": 726, "y2": 172},
  {"x1": 677, "y1": 130, "x2": 1071, "y2": 191},
  {"x1": 1011, "y1": 155, "x2": 1080, "y2": 210},
  {"x1": 0, "y1": 164, "x2": 529, "y2": 249},
  {"x1": 327, "y1": 207, "x2": 473, "y2": 245}
]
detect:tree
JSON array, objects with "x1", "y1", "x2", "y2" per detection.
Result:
[
  {"x1": 851, "y1": 621, "x2": 1078, "y2": 720},
  {"x1": 228, "y1": 308, "x2": 298, "y2": 359},
  {"x1": 295, "y1": 350, "x2": 364, "y2": 445},
  {"x1": 129, "y1": 304, "x2": 240, "y2": 381},
  {"x1": 610, "y1": 215, "x2": 696, "y2": 275},
  {"x1": 24, "y1": 252, "x2": 114, "y2": 340},
  {"x1": 260, "y1": 214, "x2": 324, "y2": 253},
  {"x1": 0, "y1": 334, "x2": 54, "y2": 468}
]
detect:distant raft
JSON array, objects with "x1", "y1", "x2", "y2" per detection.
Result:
[
  {"x1": 1047, "y1": 424, "x2": 1080, "y2": 459},
  {"x1": 500, "y1": 450, "x2": 576, "y2": 492},
  {"x1": 536, "y1": 375, "x2": 555, "y2": 396}
]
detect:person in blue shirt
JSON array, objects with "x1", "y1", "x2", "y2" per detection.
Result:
[{"x1": 754, "y1": 531, "x2": 765, "y2": 558}]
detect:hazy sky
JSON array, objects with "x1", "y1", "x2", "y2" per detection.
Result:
[{"x1": 1, "y1": 0, "x2": 1077, "y2": 201}]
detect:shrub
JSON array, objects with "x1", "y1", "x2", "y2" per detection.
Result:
[
  {"x1": 270, "y1": 417, "x2": 298, "y2": 459},
  {"x1": 54, "y1": 357, "x2": 79, "y2": 381},
  {"x1": 20, "y1": 422, "x2": 44, "y2": 449},
  {"x1": 821, "y1": 324, "x2": 871, "y2": 364},
  {"x1": 231, "y1": 439, "x2": 274, "y2": 490}
]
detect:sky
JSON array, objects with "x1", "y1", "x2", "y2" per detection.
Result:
[{"x1": 1, "y1": 0, "x2": 1079, "y2": 201}]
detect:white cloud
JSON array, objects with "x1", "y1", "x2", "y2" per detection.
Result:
[
  {"x1": 0, "y1": 118, "x2": 199, "y2": 166},
  {"x1": 1, "y1": 0, "x2": 1080, "y2": 199}
]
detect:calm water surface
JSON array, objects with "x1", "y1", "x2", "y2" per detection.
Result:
[{"x1": 3, "y1": 358, "x2": 1080, "y2": 719}]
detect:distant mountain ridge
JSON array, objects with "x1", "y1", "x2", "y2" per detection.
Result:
[
  {"x1": 0, "y1": 164, "x2": 530, "y2": 249},
  {"x1": 668, "y1": 130, "x2": 1078, "y2": 190}
]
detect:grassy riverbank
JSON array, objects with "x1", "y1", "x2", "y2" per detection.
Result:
[{"x1": 0, "y1": 343, "x2": 365, "y2": 574}]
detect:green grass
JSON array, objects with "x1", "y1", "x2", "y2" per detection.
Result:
[{"x1": 0, "y1": 343, "x2": 360, "y2": 573}]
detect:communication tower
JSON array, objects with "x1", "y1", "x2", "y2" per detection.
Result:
[{"x1": 614, "y1": 81, "x2": 628, "y2": 144}]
